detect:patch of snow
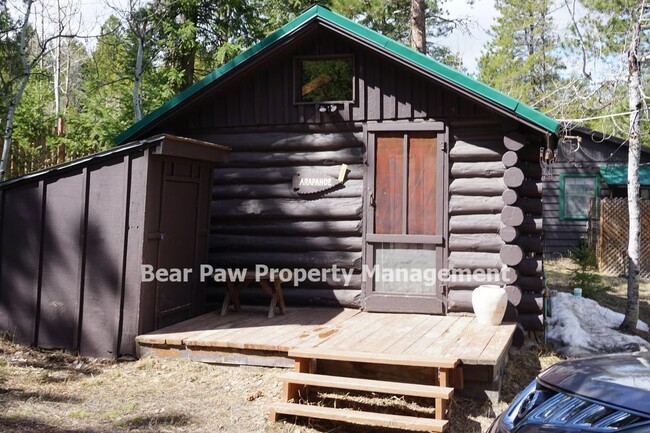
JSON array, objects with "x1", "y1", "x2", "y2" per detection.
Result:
[{"x1": 547, "y1": 292, "x2": 650, "y2": 357}]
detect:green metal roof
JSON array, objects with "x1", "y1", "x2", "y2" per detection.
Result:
[
  {"x1": 599, "y1": 164, "x2": 650, "y2": 186},
  {"x1": 115, "y1": 5, "x2": 560, "y2": 144}
]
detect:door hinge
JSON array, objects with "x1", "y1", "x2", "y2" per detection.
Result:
[
  {"x1": 369, "y1": 192, "x2": 375, "y2": 207},
  {"x1": 440, "y1": 140, "x2": 447, "y2": 152}
]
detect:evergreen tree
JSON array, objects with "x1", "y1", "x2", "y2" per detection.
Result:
[
  {"x1": 477, "y1": 0, "x2": 564, "y2": 110},
  {"x1": 153, "y1": 0, "x2": 264, "y2": 92},
  {"x1": 331, "y1": 0, "x2": 461, "y2": 66}
]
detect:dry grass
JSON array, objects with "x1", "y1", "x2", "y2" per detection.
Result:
[
  {"x1": 1, "y1": 260, "x2": 647, "y2": 432},
  {"x1": 0, "y1": 333, "x2": 547, "y2": 433},
  {"x1": 0, "y1": 333, "x2": 554, "y2": 433}
]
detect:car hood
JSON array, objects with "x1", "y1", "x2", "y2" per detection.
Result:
[{"x1": 538, "y1": 351, "x2": 650, "y2": 415}]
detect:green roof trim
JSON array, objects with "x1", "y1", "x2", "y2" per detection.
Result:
[
  {"x1": 599, "y1": 164, "x2": 650, "y2": 186},
  {"x1": 115, "y1": 5, "x2": 560, "y2": 144}
]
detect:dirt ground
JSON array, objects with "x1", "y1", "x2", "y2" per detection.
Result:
[
  {"x1": 0, "y1": 260, "x2": 647, "y2": 433},
  {"x1": 0, "y1": 335, "x2": 562, "y2": 433}
]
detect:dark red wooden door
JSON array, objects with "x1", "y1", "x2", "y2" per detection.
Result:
[{"x1": 364, "y1": 123, "x2": 447, "y2": 314}]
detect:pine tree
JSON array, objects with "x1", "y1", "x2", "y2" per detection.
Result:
[
  {"x1": 331, "y1": 0, "x2": 460, "y2": 66},
  {"x1": 477, "y1": 0, "x2": 564, "y2": 110}
]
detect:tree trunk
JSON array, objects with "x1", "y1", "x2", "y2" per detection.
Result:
[
  {"x1": 409, "y1": 0, "x2": 426, "y2": 54},
  {"x1": 0, "y1": 0, "x2": 33, "y2": 181},
  {"x1": 54, "y1": 0, "x2": 61, "y2": 120},
  {"x1": 133, "y1": 34, "x2": 144, "y2": 122},
  {"x1": 621, "y1": 16, "x2": 642, "y2": 332}
]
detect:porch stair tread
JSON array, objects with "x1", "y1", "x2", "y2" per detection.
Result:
[
  {"x1": 280, "y1": 371, "x2": 454, "y2": 398},
  {"x1": 270, "y1": 402, "x2": 449, "y2": 432},
  {"x1": 288, "y1": 348, "x2": 460, "y2": 368}
]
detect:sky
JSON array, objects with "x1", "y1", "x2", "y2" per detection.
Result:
[
  {"x1": 58, "y1": 0, "x2": 581, "y2": 77},
  {"x1": 436, "y1": 0, "x2": 499, "y2": 74},
  {"x1": 74, "y1": 0, "x2": 499, "y2": 70}
]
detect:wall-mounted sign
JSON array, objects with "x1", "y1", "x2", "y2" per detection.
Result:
[{"x1": 292, "y1": 164, "x2": 348, "y2": 195}]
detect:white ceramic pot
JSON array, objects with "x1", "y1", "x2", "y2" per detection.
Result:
[{"x1": 471, "y1": 284, "x2": 508, "y2": 326}]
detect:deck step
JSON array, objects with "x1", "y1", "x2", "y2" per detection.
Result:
[
  {"x1": 270, "y1": 402, "x2": 448, "y2": 432},
  {"x1": 288, "y1": 348, "x2": 460, "y2": 369},
  {"x1": 281, "y1": 371, "x2": 454, "y2": 399}
]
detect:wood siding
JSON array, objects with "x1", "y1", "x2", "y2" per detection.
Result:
[
  {"x1": 542, "y1": 132, "x2": 650, "y2": 256},
  {"x1": 543, "y1": 164, "x2": 602, "y2": 255},
  {"x1": 165, "y1": 29, "x2": 487, "y2": 135},
  {"x1": 0, "y1": 137, "x2": 226, "y2": 357},
  {"x1": 0, "y1": 155, "x2": 147, "y2": 356}
]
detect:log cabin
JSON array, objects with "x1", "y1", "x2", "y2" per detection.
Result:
[
  {"x1": 0, "y1": 5, "x2": 574, "y2": 423},
  {"x1": 115, "y1": 5, "x2": 553, "y2": 334}
]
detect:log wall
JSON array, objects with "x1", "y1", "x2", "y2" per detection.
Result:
[
  {"x1": 208, "y1": 132, "x2": 365, "y2": 307},
  {"x1": 499, "y1": 133, "x2": 545, "y2": 331},
  {"x1": 446, "y1": 128, "x2": 546, "y2": 331}
]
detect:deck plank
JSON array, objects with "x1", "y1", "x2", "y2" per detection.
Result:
[
  {"x1": 402, "y1": 316, "x2": 460, "y2": 355},
  {"x1": 310, "y1": 312, "x2": 394, "y2": 350},
  {"x1": 276, "y1": 308, "x2": 361, "y2": 350},
  {"x1": 445, "y1": 318, "x2": 496, "y2": 362},
  {"x1": 347, "y1": 314, "x2": 409, "y2": 352},
  {"x1": 360, "y1": 314, "x2": 429, "y2": 353},
  {"x1": 137, "y1": 309, "x2": 514, "y2": 373},
  {"x1": 136, "y1": 312, "x2": 237, "y2": 345},
  {"x1": 477, "y1": 322, "x2": 517, "y2": 365},
  {"x1": 185, "y1": 314, "x2": 277, "y2": 348},
  {"x1": 383, "y1": 315, "x2": 444, "y2": 354},
  {"x1": 422, "y1": 317, "x2": 475, "y2": 358},
  {"x1": 234, "y1": 310, "x2": 308, "y2": 351}
]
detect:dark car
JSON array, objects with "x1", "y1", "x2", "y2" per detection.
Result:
[{"x1": 488, "y1": 351, "x2": 650, "y2": 432}]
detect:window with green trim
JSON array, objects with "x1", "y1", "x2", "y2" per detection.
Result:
[{"x1": 560, "y1": 174, "x2": 600, "y2": 220}]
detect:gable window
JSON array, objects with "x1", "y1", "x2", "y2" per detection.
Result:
[
  {"x1": 560, "y1": 174, "x2": 600, "y2": 220},
  {"x1": 295, "y1": 56, "x2": 354, "y2": 103}
]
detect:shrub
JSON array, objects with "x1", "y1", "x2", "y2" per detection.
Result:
[{"x1": 569, "y1": 239, "x2": 608, "y2": 299}]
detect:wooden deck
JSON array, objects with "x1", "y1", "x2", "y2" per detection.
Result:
[{"x1": 136, "y1": 308, "x2": 516, "y2": 371}]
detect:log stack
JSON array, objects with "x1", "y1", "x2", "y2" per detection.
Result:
[
  {"x1": 208, "y1": 132, "x2": 365, "y2": 308},
  {"x1": 447, "y1": 129, "x2": 544, "y2": 333},
  {"x1": 447, "y1": 128, "x2": 509, "y2": 314},
  {"x1": 498, "y1": 133, "x2": 544, "y2": 331}
]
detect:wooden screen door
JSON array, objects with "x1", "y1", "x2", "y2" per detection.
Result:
[{"x1": 363, "y1": 122, "x2": 447, "y2": 314}]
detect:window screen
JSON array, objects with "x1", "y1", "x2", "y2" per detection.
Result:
[
  {"x1": 561, "y1": 175, "x2": 599, "y2": 220},
  {"x1": 297, "y1": 57, "x2": 353, "y2": 103},
  {"x1": 374, "y1": 133, "x2": 437, "y2": 235}
]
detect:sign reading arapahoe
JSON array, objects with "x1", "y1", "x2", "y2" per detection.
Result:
[{"x1": 292, "y1": 164, "x2": 348, "y2": 195}]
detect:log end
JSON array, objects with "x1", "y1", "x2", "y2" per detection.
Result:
[
  {"x1": 504, "y1": 132, "x2": 527, "y2": 151},
  {"x1": 502, "y1": 151, "x2": 518, "y2": 168},
  {"x1": 502, "y1": 188, "x2": 518, "y2": 206},
  {"x1": 504, "y1": 167, "x2": 525, "y2": 188},
  {"x1": 499, "y1": 226, "x2": 519, "y2": 243},
  {"x1": 501, "y1": 206, "x2": 525, "y2": 227},
  {"x1": 500, "y1": 244, "x2": 524, "y2": 266}
]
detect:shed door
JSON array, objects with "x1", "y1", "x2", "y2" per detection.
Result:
[
  {"x1": 364, "y1": 123, "x2": 447, "y2": 314},
  {"x1": 153, "y1": 160, "x2": 209, "y2": 329}
]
